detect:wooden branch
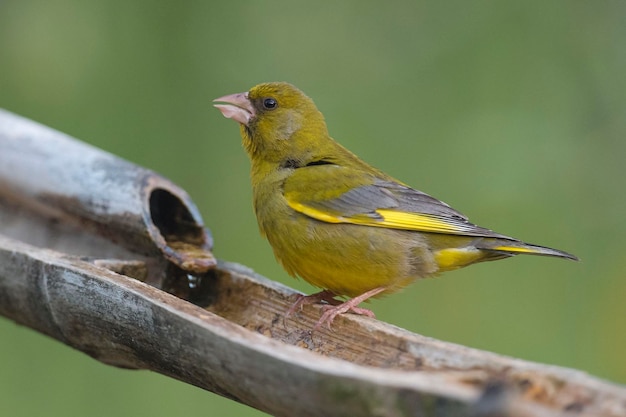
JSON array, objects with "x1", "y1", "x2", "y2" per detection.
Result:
[
  {"x1": 1, "y1": 236, "x2": 625, "y2": 417},
  {"x1": 1, "y1": 109, "x2": 625, "y2": 416}
]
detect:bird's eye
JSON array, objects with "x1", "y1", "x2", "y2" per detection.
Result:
[{"x1": 263, "y1": 98, "x2": 278, "y2": 110}]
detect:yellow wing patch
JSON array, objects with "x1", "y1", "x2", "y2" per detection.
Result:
[
  {"x1": 286, "y1": 199, "x2": 475, "y2": 234},
  {"x1": 286, "y1": 200, "x2": 344, "y2": 224},
  {"x1": 368, "y1": 209, "x2": 471, "y2": 233}
]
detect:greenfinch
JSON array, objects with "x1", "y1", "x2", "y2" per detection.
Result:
[{"x1": 214, "y1": 82, "x2": 577, "y2": 329}]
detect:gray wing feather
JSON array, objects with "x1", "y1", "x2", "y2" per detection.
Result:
[{"x1": 304, "y1": 176, "x2": 511, "y2": 238}]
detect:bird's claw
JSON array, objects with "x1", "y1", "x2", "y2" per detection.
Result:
[{"x1": 314, "y1": 303, "x2": 376, "y2": 331}]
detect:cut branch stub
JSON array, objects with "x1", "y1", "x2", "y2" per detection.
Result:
[{"x1": 0, "y1": 109, "x2": 214, "y2": 273}]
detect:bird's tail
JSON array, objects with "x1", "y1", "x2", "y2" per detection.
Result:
[{"x1": 481, "y1": 240, "x2": 579, "y2": 261}]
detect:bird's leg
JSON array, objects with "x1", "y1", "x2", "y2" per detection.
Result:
[
  {"x1": 314, "y1": 286, "x2": 386, "y2": 331},
  {"x1": 286, "y1": 289, "x2": 341, "y2": 317}
]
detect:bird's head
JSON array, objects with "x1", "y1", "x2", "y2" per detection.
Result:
[{"x1": 214, "y1": 82, "x2": 329, "y2": 165}]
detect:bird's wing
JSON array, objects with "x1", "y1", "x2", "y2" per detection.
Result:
[{"x1": 283, "y1": 164, "x2": 509, "y2": 238}]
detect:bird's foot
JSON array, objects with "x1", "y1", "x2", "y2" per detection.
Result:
[
  {"x1": 285, "y1": 290, "x2": 341, "y2": 318},
  {"x1": 313, "y1": 287, "x2": 386, "y2": 331}
]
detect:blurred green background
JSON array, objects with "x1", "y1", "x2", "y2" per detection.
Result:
[{"x1": 1, "y1": 1, "x2": 625, "y2": 416}]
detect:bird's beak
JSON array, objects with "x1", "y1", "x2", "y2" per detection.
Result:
[{"x1": 213, "y1": 92, "x2": 255, "y2": 126}]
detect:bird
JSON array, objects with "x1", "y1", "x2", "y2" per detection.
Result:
[{"x1": 213, "y1": 82, "x2": 577, "y2": 329}]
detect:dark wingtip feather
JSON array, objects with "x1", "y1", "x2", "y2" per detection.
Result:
[{"x1": 489, "y1": 242, "x2": 579, "y2": 261}]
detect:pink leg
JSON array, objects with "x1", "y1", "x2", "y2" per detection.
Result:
[
  {"x1": 314, "y1": 286, "x2": 387, "y2": 330},
  {"x1": 286, "y1": 289, "x2": 341, "y2": 317}
]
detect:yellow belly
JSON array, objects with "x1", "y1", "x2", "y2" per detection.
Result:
[{"x1": 264, "y1": 215, "x2": 438, "y2": 298}]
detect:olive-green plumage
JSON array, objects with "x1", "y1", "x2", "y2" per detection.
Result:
[{"x1": 214, "y1": 82, "x2": 577, "y2": 327}]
